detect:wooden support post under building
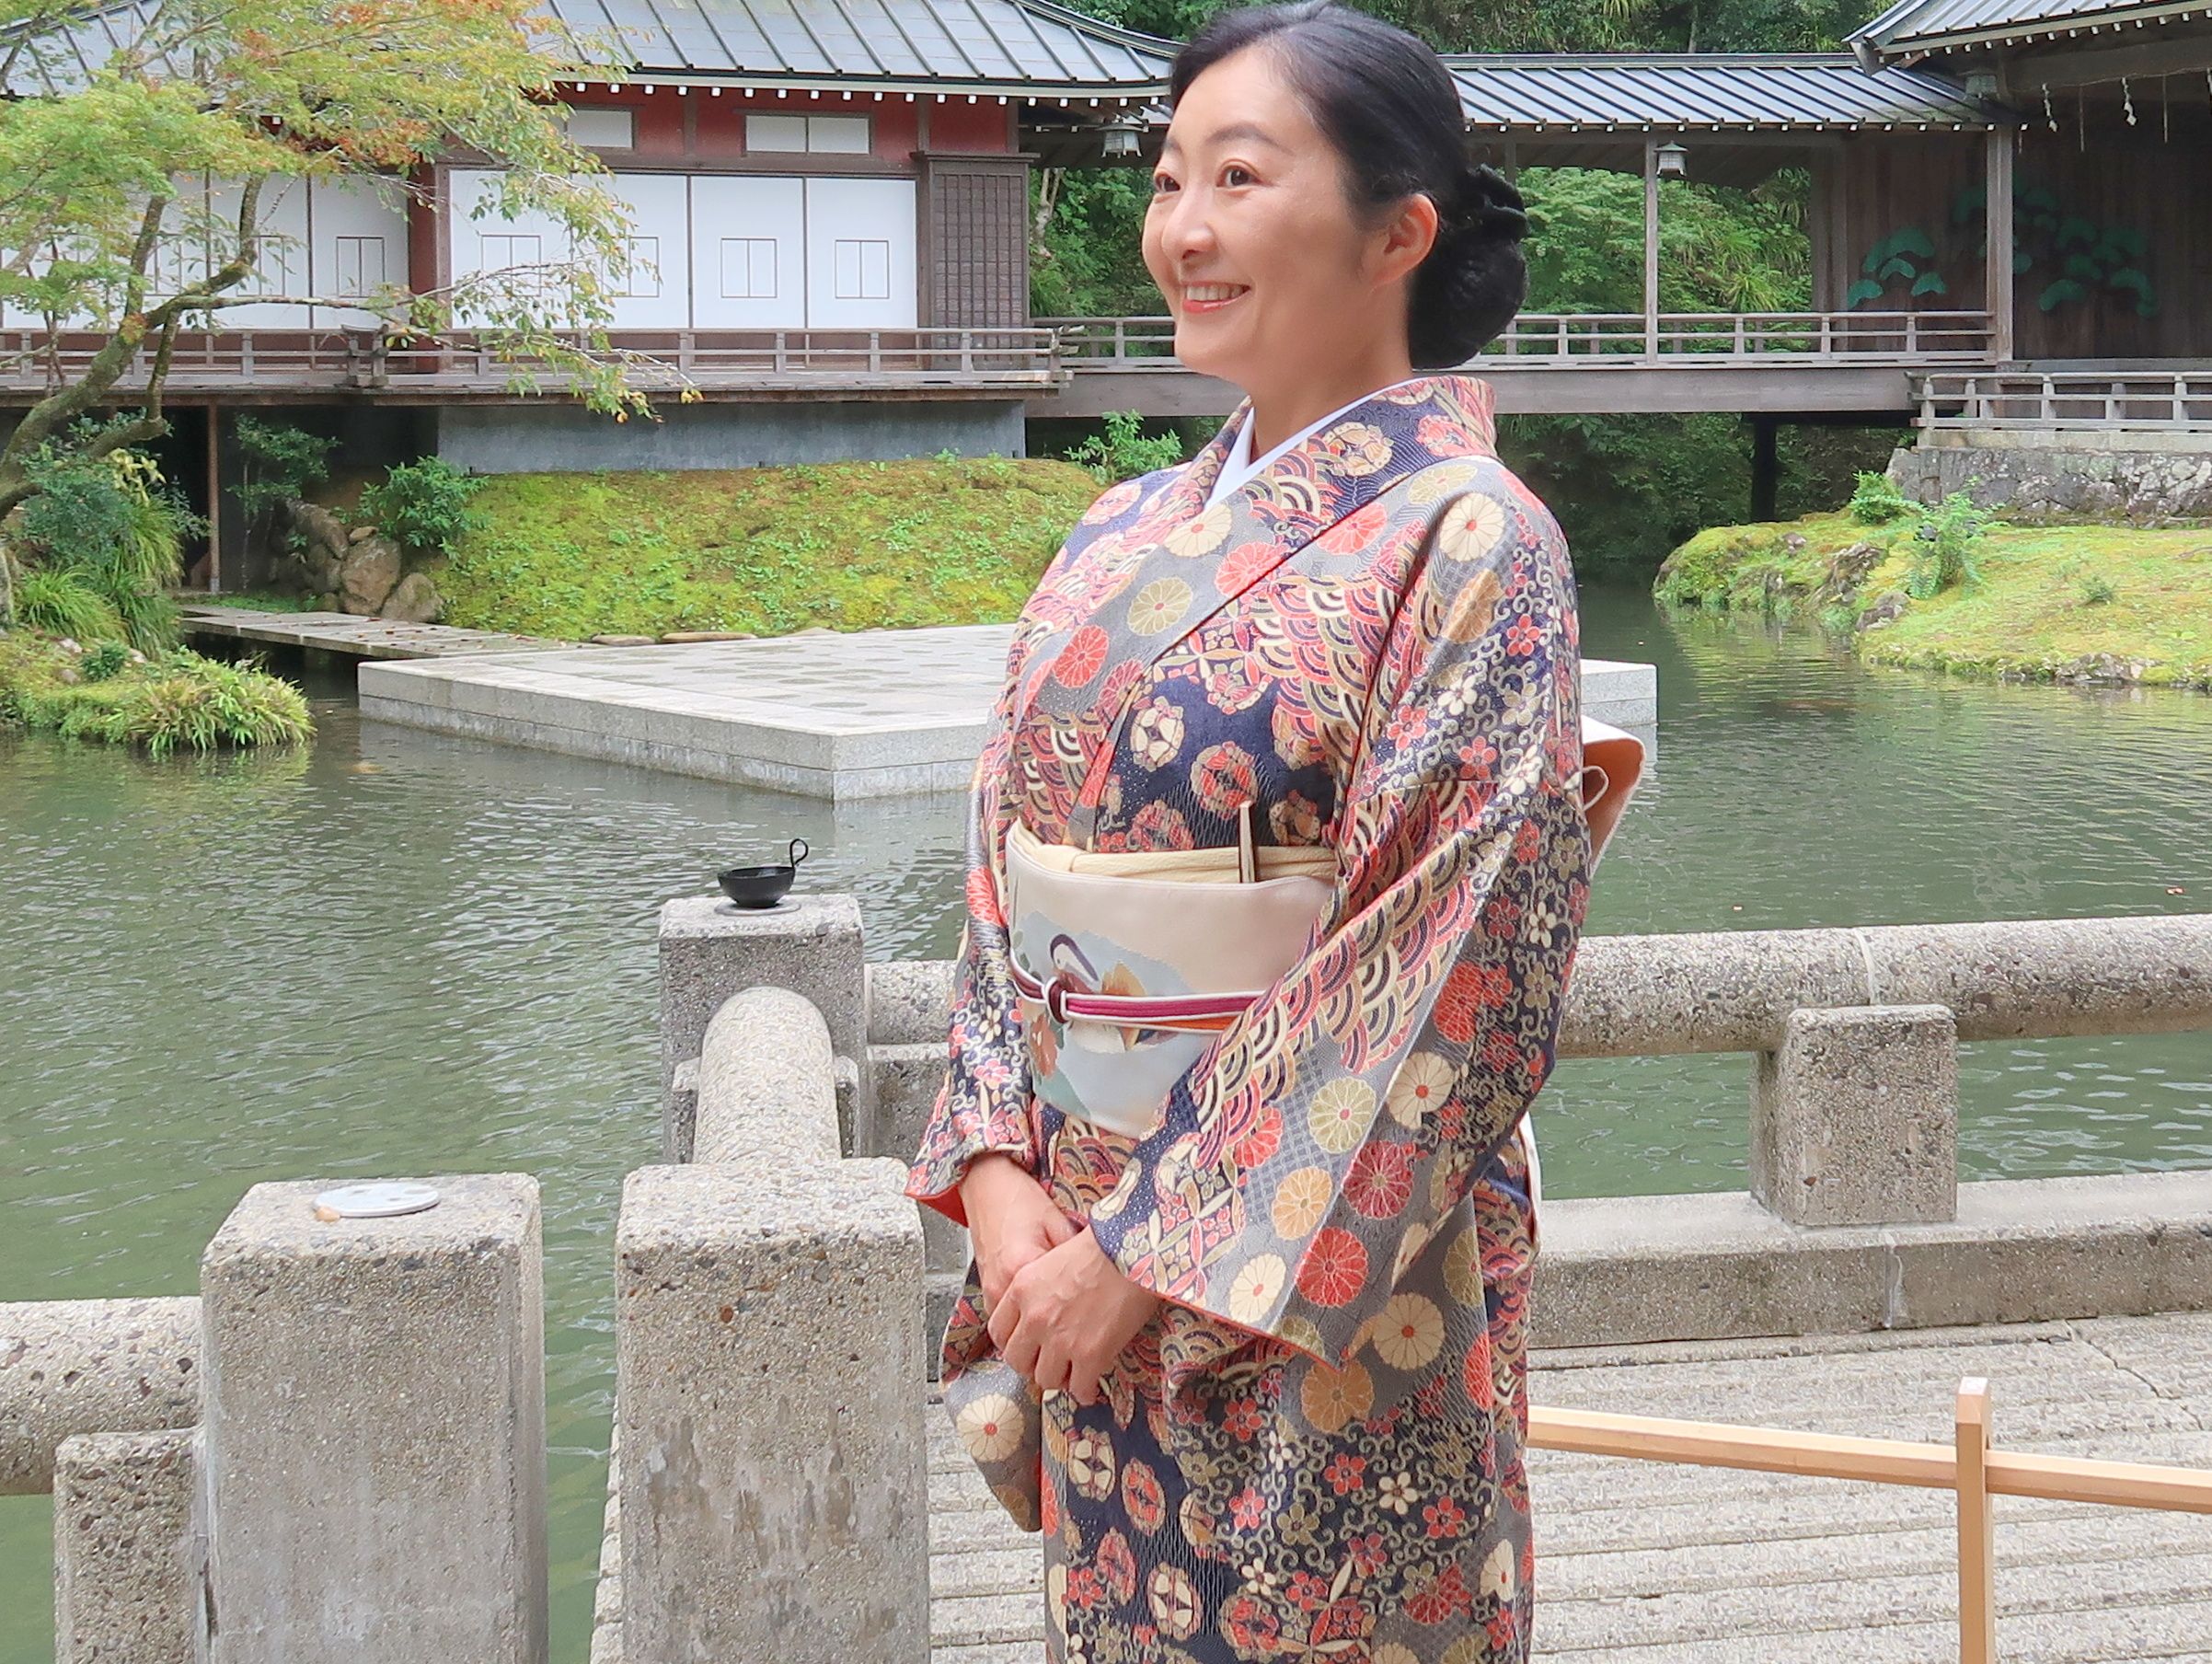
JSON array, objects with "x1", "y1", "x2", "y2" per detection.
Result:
[
  {"x1": 1749, "y1": 416, "x2": 1779, "y2": 522},
  {"x1": 203, "y1": 405, "x2": 222, "y2": 595},
  {"x1": 1985, "y1": 125, "x2": 2015, "y2": 364},
  {"x1": 1642, "y1": 138, "x2": 1660, "y2": 359}
]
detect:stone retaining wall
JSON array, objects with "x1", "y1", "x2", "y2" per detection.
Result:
[{"x1": 1890, "y1": 438, "x2": 2212, "y2": 519}]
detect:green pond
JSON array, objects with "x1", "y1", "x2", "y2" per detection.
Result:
[{"x1": 4, "y1": 583, "x2": 2209, "y2": 1659}]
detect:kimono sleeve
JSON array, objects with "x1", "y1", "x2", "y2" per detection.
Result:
[
  {"x1": 1085, "y1": 475, "x2": 1590, "y2": 1367},
  {"x1": 904, "y1": 653, "x2": 1042, "y2": 1228}
]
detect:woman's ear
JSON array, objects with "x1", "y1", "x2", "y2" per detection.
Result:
[{"x1": 1372, "y1": 192, "x2": 1441, "y2": 286}]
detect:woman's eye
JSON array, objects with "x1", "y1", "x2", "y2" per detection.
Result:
[{"x1": 1222, "y1": 166, "x2": 1255, "y2": 188}]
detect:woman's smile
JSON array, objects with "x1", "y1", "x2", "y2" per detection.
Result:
[{"x1": 1180, "y1": 282, "x2": 1250, "y2": 313}]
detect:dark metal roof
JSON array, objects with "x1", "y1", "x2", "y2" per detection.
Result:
[
  {"x1": 1851, "y1": 0, "x2": 2212, "y2": 57},
  {"x1": 6, "y1": 0, "x2": 1174, "y2": 99},
  {"x1": 1440, "y1": 52, "x2": 2008, "y2": 130},
  {"x1": 536, "y1": 0, "x2": 1173, "y2": 96}
]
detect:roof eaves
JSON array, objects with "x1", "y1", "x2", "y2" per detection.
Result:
[{"x1": 1852, "y1": 0, "x2": 2212, "y2": 56}]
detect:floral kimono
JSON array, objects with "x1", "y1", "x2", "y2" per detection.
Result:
[{"x1": 907, "y1": 373, "x2": 1590, "y2": 1664}]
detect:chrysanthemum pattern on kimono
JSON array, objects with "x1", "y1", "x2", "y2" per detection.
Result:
[{"x1": 908, "y1": 374, "x2": 1590, "y2": 1664}]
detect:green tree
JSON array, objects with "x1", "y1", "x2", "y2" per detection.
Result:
[{"x1": 0, "y1": 0, "x2": 666, "y2": 543}]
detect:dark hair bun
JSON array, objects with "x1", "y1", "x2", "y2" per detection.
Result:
[{"x1": 1411, "y1": 164, "x2": 1529, "y2": 371}]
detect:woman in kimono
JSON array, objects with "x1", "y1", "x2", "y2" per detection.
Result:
[{"x1": 907, "y1": 6, "x2": 1591, "y2": 1660}]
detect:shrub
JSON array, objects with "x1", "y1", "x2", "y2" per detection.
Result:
[
  {"x1": 80, "y1": 640, "x2": 131, "y2": 681},
  {"x1": 1065, "y1": 411, "x2": 1187, "y2": 483},
  {"x1": 2081, "y1": 575, "x2": 2118, "y2": 606},
  {"x1": 361, "y1": 456, "x2": 487, "y2": 556},
  {"x1": 1905, "y1": 492, "x2": 1988, "y2": 599},
  {"x1": 14, "y1": 568, "x2": 123, "y2": 641},
  {"x1": 0, "y1": 636, "x2": 310, "y2": 753},
  {"x1": 234, "y1": 417, "x2": 337, "y2": 550},
  {"x1": 1848, "y1": 469, "x2": 1915, "y2": 525},
  {"x1": 9, "y1": 439, "x2": 195, "y2": 650}
]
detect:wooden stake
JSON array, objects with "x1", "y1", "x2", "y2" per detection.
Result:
[{"x1": 1957, "y1": 1378, "x2": 1997, "y2": 1664}]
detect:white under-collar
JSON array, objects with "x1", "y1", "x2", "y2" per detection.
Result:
[{"x1": 1204, "y1": 377, "x2": 1423, "y2": 510}]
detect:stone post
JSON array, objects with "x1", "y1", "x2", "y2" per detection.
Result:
[
  {"x1": 52, "y1": 1428, "x2": 204, "y2": 1664},
  {"x1": 659, "y1": 893, "x2": 868, "y2": 1161},
  {"x1": 1751, "y1": 1004, "x2": 1960, "y2": 1226},
  {"x1": 616, "y1": 1161, "x2": 928, "y2": 1664},
  {"x1": 200, "y1": 1175, "x2": 547, "y2": 1664}
]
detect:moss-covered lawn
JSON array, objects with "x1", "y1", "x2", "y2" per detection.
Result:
[
  {"x1": 428, "y1": 456, "x2": 1104, "y2": 641},
  {"x1": 1655, "y1": 512, "x2": 2212, "y2": 689}
]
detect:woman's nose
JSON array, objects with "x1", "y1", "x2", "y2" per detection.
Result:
[{"x1": 1158, "y1": 190, "x2": 1217, "y2": 261}]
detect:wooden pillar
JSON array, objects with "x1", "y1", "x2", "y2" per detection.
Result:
[
  {"x1": 1749, "y1": 416, "x2": 1779, "y2": 522},
  {"x1": 1642, "y1": 137, "x2": 1660, "y2": 358},
  {"x1": 1985, "y1": 124, "x2": 2016, "y2": 364},
  {"x1": 203, "y1": 405, "x2": 223, "y2": 595},
  {"x1": 1502, "y1": 138, "x2": 1518, "y2": 187},
  {"x1": 1808, "y1": 152, "x2": 1835, "y2": 314}
]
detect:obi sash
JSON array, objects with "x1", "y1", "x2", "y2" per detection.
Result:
[{"x1": 1002, "y1": 714, "x2": 1643, "y2": 1192}]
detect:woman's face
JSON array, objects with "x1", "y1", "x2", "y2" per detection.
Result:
[{"x1": 1143, "y1": 46, "x2": 1434, "y2": 399}]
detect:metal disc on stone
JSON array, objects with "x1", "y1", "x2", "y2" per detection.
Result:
[{"x1": 313, "y1": 1181, "x2": 441, "y2": 1219}]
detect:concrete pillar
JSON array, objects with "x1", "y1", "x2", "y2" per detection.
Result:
[
  {"x1": 0, "y1": 1297, "x2": 200, "y2": 1496},
  {"x1": 53, "y1": 1428, "x2": 204, "y2": 1664},
  {"x1": 616, "y1": 1161, "x2": 928, "y2": 1664},
  {"x1": 1751, "y1": 1004, "x2": 1960, "y2": 1227},
  {"x1": 659, "y1": 893, "x2": 868, "y2": 1161},
  {"x1": 200, "y1": 1175, "x2": 547, "y2": 1664}
]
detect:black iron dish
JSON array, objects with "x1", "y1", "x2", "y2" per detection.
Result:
[{"x1": 718, "y1": 838, "x2": 810, "y2": 909}]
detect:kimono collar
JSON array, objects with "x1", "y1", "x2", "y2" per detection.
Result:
[
  {"x1": 1013, "y1": 373, "x2": 1505, "y2": 842},
  {"x1": 1164, "y1": 372, "x2": 1498, "y2": 533}
]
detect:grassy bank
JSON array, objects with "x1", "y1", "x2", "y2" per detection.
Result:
[
  {"x1": 429, "y1": 456, "x2": 1103, "y2": 641},
  {"x1": 0, "y1": 631, "x2": 312, "y2": 752},
  {"x1": 1655, "y1": 510, "x2": 2212, "y2": 689}
]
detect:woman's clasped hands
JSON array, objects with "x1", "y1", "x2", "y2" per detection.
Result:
[{"x1": 960, "y1": 1152, "x2": 1161, "y2": 1407}]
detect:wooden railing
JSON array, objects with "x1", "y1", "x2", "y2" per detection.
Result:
[
  {"x1": 1529, "y1": 1377, "x2": 2212, "y2": 1664},
  {"x1": 1494, "y1": 309, "x2": 1996, "y2": 362},
  {"x1": 1044, "y1": 310, "x2": 1999, "y2": 369},
  {"x1": 0, "y1": 326, "x2": 1065, "y2": 394},
  {"x1": 1917, "y1": 370, "x2": 2212, "y2": 432}
]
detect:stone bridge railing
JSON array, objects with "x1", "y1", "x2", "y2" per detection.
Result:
[
  {"x1": 659, "y1": 896, "x2": 2212, "y2": 1355},
  {"x1": 609, "y1": 893, "x2": 2212, "y2": 1662},
  {"x1": 3, "y1": 1179, "x2": 548, "y2": 1664}
]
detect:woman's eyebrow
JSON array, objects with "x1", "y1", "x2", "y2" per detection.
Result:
[{"x1": 1206, "y1": 121, "x2": 1286, "y2": 151}]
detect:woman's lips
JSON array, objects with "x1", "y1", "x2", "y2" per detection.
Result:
[{"x1": 1181, "y1": 283, "x2": 1250, "y2": 315}]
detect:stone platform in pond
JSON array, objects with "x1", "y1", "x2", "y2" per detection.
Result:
[{"x1": 358, "y1": 624, "x2": 1660, "y2": 800}]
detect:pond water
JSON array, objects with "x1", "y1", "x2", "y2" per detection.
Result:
[{"x1": 4, "y1": 584, "x2": 2209, "y2": 1660}]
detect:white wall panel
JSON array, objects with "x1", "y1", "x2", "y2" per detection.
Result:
[
  {"x1": 598, "y1": 173, "x2": 689, "y2": 329},
  {"x1": 207, "y1": 178, "x2": 311, "y2": 329},
  {"x1": 690, "y1": 176, "x2": 803, "y2": 329},
  {"x1": 447, "y1": 168, "x2": 573, "y2": 327},
  {"x1": 308, "y1": 176, "x2": 409, "y2": 329},
  {"x1": 802, "y1": 178, "x2": 916, "y2": 329}
]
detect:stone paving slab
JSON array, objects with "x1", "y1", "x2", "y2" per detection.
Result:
[
  {"x1": 927, "y1": 1314, "x2": 2212, "y2": 1662},
  {"x1": 179, "y1": 604, "x2": 562, "y2": 659},
  {"x1": 358, "y1": 623, "x2": 1659, "y2": 801}
]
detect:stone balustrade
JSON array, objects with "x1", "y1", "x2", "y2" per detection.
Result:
[
  {"x1": 6, "y1": 1179, "x2": 551, "y2": 1664},
  {"x1": 0, "y1": 1298, "x2": 202, "y2": 1497},
  {"x1": 660, "y1": 895, "x2": 2212, "y2": 1358},
  {"x1": 616, "y1": 981, "x2": 929, "y2": 1664}
]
